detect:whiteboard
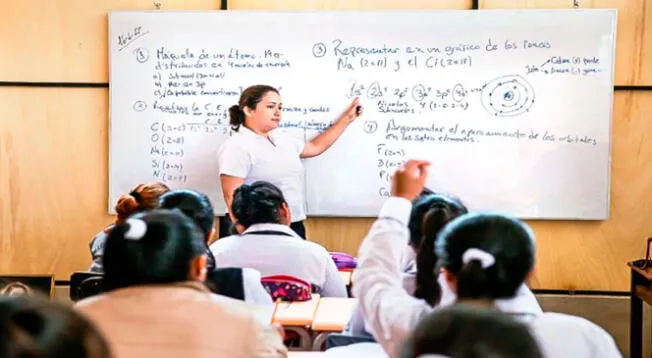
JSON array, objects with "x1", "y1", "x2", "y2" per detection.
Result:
[{"x1": 109, "y1": 9, "x2": 616, "y2": 220}]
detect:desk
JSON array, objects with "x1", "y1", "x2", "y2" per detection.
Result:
[
  {"x1": 311, "y1": 298, "x2": 358, "y2": 350},
  {"x1": 273, "y1": 295, "x2": 321, "y2": 351},
  {"x1": 628, "y1": 261, "x2": 652, "y2": 358}
]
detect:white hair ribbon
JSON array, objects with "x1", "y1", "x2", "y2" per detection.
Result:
[
  {"x1": 124, "y1": 218, "x2": 147, "y2": 240},
  {"x1": 462, "y1": 248, "x2": 495, "y2": 269}
]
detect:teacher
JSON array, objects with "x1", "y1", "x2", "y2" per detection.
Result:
[{"x1": 217, "y1": 84, "x2": 363, "y2": 239}]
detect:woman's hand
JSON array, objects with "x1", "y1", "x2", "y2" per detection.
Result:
[{"x1": 344, "y1": 97, "x2": 363, "y2": 123}]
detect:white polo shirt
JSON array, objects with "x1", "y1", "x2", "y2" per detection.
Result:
[
  {"x1": 352, "y1": 197, "x2": 621, "y2": 358},
  {"x1": 217, "y1": 126, "x2": 306, "y2": 222},
  {"x1": 209, "y1": 223, "x2": 348, "y2": 297}
]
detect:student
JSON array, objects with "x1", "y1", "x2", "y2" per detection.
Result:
[
  {"x1": 344, "y1": 191, "x2": 469, "y2": 338},
  {"x1": 89, "y1": 181, "x2": 170, "y2": 272},
  {"x1": 76, "y1": 209, "x2": 286, "y2": 358},
  {"x1": 345, "y1": 190, "x2": 541, "y2": 338},
  {"x1": 0, "y1": 295, "x2": 111, "y2": 358},
  {"x1": 407, "y1": 191, "x2": 469, "y2": 305},
  {"x1": 401, "y1": 304, "x2": 543, "y2": 358},
  {"x1": 159, "y1": 189, "x2": 272, "y2": 305},
  {"x1": 353, "y1": 160, "x2": 621, "y2": 358},
  {"x1": 217, "y1": 84, "x2": 363, "y2": 238},
  {"x1": 434, "y1": 212, "x2": 621, "y2": 358},
  {"x1": 210, "y1": 181, "x2": 347, "y2": 297}
]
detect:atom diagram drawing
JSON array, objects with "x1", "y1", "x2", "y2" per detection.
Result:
[{"x1": 481, "y1": 75, "x2": 535, "y2": 117}]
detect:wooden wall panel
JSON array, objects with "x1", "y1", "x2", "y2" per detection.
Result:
[
  {"x1": 0, "y1": 0, "x2": 219, "y2": 83},
  {"x1": 309, "y1": 91, "x2": 652, "y2": 291},
  {"x1": 229, "y1": 0, "x2": 471, "y2": 10},
  {"x1": 0, "y1": 87, "x2": 111, "y2": 278},
  {"x1": 479, "y1": 0, "x2": 652, "y2": 86}
]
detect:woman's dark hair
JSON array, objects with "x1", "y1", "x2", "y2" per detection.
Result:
[
  {"x1": 410, "y1": 192, "x2": 468, "y2": 306},
  {"x1": 159, "y1": 189, "x2": 217, "y2": 270},
  {"x1": 229, "y1": 85, "x2": 279, "y2": 131},
  {"x1": 103, "y1": 209, "x2": 207, "y2": 291},
  {"x1": 0, "y1": 295, "x2": 111, "y2": 358},
  {"x1": 435, "y1": 212, "x2": 536, "y2": 301},
  {"x1": 401, "y1": 304, "x2": 542, "y2": 358},
  {"x1": 231, "y1": 181, "x2": 287, "y2": 228}
]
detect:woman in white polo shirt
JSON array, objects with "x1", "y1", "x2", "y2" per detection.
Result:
[{"x1": 217, "y1": 84, "x2": 362, "y2": 238}]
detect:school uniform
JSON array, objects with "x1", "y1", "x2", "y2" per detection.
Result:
[
  {"x1": 346, "y1": 261, "x2": 542, "y2": 338},
  {"x1": 89, "y1": 227, "x2": 112, "y2": 272},
  {"x1": 351, "y1": 197, "x2": 622, "y2": 358},
  {"x1": 206, "y1": 267, "x2": 273, "y2": 305},
  {"x1": 209, "y1": 223, "x2": 347, "y2": 297},
  {"x1": 75, "y1": 281, "x2": 286, "y2": 358},
  {"x1": 218, "y1": 126, "x2": 307, "y2": 236}
]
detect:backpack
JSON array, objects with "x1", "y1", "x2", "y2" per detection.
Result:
[
  {"x1": 330, "y1": 252, "x2": 357, "y2": 271},
  {"x1": 261, "y1": 274, "x2": 313, "y2": 302}
]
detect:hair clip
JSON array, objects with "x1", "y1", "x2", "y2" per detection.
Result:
[
  {"x1": 462, "y1": 248, "x2": 495, "y2": 269},
  {"x1": 124, "y1": 218, "x2": 147, "y2": 240}
]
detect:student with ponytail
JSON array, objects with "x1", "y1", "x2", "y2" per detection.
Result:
[
  {"x1": 352, "y1": 160, "x2": 620, "y2": 358},
  {"x1": 89, "y1": 181, "x2": 170, "y2": 272},
  {"x1": 217, "y1": 85, "x2": 363, "y2": 238},
  {"x1": 409, "y1": 192, "x2": 468, "y2": 305},
  {"x1": 434, "y1": 213, "x2": 621, "y2": 358},
  {"x1": 76, "y1": 209, "x2": 286, "y2": 358},
  {"x1": 344, "y1": 191, "x2": 470, "y2": 337},
  {"x1": 345, "y1": 188, "x2": 540, "y2": 338}
]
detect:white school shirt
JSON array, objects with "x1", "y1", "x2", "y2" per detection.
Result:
[
  {"x1": 209, "y1": 223, "x2": 347, "y2": 297},
  {"x1": 217, "y1": 126, "x2": 307, "y2": 222},
  {"x1": 352, "y1": 197, "x2": 621, "y2": 358},
  {"x1": 241, "y1": 268, "x2": 274, "y2": 305},
  {"x1": 397, "y1": 246, "x2": 542, "y2": 313}
]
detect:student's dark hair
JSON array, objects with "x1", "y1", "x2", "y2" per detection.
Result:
[
  {"x1": 159, "y1": 189, "x2": 217, "y2": 270},
  {"x1": 229, "y1": 85, "x2": 279, "y2": 131},
  {"x1": 103, "y1": 209, "x2": 207, "y2": 291},
  {"x1": 401, "y1": 304, "x2": 543, "y2": 358},
  {"x1": 410, "y1": 192, "x2": 467, "y2": 306},
  {"x1": 0, "y1": 295, "x2": 111, "y2": 358},
  {"x1": 231, "y1": 181, "x2": 287, "y2": 228},
  {"x1": 435, "y1": 212, "x2": 536, "y2": 301}
]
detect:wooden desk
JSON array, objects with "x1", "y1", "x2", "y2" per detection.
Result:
[
  {"x1": 312, "y1": 298, "x2": 358, "y2": 331},
  {"x1": 272, "y1": 295, "x2": 321, "y2": 351},
  {"x1": 272, "y1": 294, "x2": 321, "y2": 326},
  {"x1": 628, "y1": 261, "x2": 652, "y2": 358},
  {"x1": 311, "y1": 297, "x2": 358, "y2": 350}
]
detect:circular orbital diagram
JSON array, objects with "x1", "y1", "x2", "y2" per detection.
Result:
[{"x1": 481, "y1": 75, "x2": 535, "y2": 117}]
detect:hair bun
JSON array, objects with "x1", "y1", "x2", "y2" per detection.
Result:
[
  {"x1": 237, "y1": 184, "x2": 252, "y2": 197},
  {"x1": 115, "y1": 194, "x2": 140, "y2": 221}
]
